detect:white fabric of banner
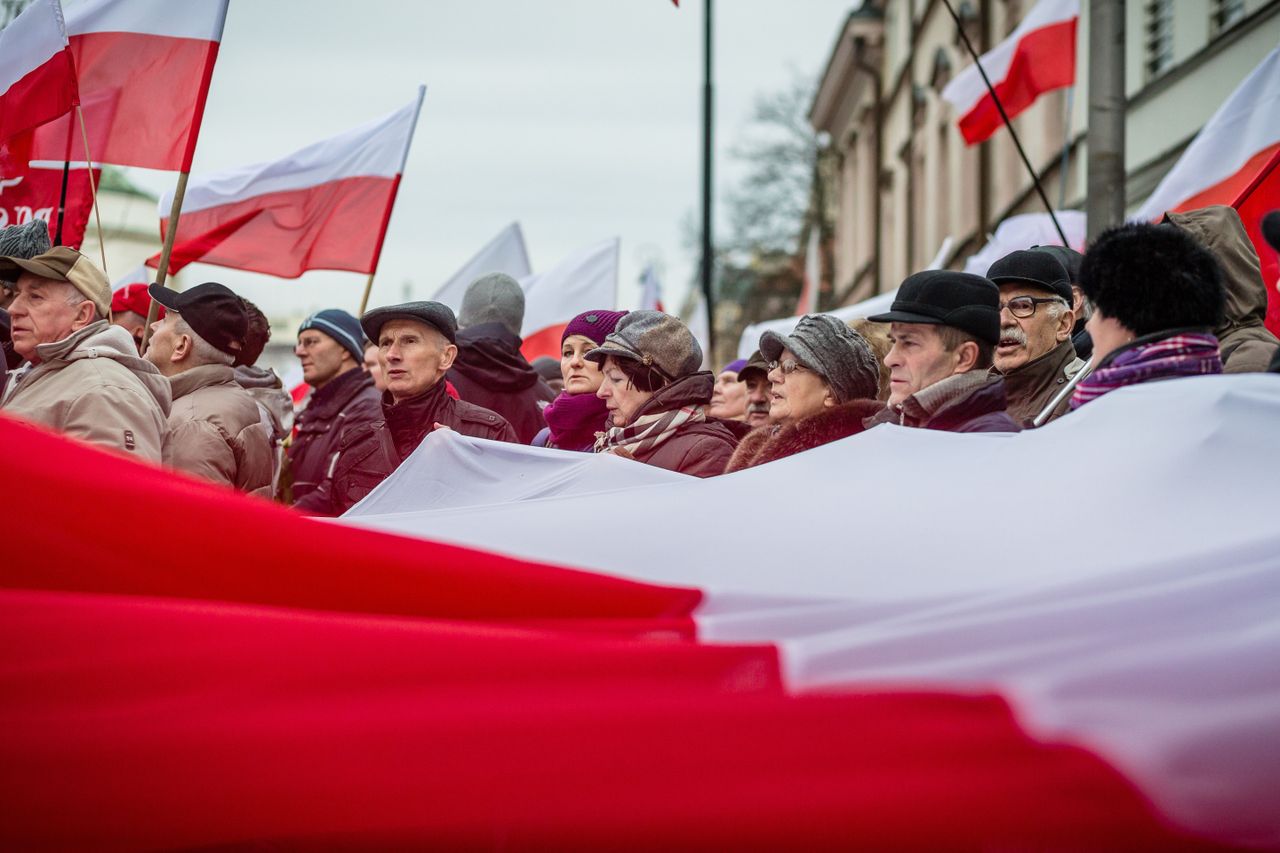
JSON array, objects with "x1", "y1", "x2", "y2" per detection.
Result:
[{"x1": 338, "y1": 374, "x2": 1280, "y2": 846}]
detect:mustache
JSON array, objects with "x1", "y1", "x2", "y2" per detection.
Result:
[
  {"x1": 747, "y1": 401, "x2": 771, "y2": 414},
  {"x1": 999, "y1": 326, "x2": 1028, "y2": 345}
]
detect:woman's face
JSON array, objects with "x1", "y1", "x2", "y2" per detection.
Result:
[
  {"x1": 561, "y1": 334, "x2": 603, "y2": 395},
  {"x1": 766, "y1": 347, "x2": 835, "y2": 425},
  {"x1": 596, "y1": 355, "x2": 655, "y2": 428},
  {"x1": 1086, "y1": 308, "x2": 1134, "y2": 365},
  {"x1": 710, "y1": 369, "x2": 747, "y2": 420}
]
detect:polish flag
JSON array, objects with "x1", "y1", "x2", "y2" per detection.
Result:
[
  {"x1": 638, "y1": 263, "x2": 665, "y2": 312},
  {"x1": 0, "y1": 0, "x2": 78, "y2": 145},
  {"x1": 150, "y1": 87, "x2": 426, "y2": 279},
  {"x1": 518, "y1": 237, "x2": 619, "y2": 361},
  {"x1": 28, "y1": 0, "x2": 227, "y2": 172},
  {"x1": 941, "y1": 0, "x2": 1078, "y2": 145},
  {"x1": 431, "y1": 222, "x2": 532, "y2": 312},
  {"x1": 3, "y1": 372, "x2": 1279, "y2": 849},
  {"x1": 0, "y1": 159, "x2": 99, "y2": 248},
  {"x1": 1133, "y1": 45, "x2": 1280, "y2": 335}
]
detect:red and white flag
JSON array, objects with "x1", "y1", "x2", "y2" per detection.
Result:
[
  {"x1": 150, "y1": 87, "x2": 426, "y2": 279},
  {"x1": 431, "y1": 222, "x2": 532, "y2": 311},
  {"x1": 941, "y1": 0, "x2": 1078, "y2": 145},
  {"x1": 638, "y1": 263, "x2": 664, "y2": 312},
  {"x1": 28, "y1": 0, "x2": 227, "y2": 172},
  {"x1": 0, "y1": 0, "x2": 77, "y2": 145},
  {"x1": 519, "y1": 237, "x2": 619, "y2": 361},
  {"x1": 2, "y1": 372, "x2": 1279, "y2": 849}
]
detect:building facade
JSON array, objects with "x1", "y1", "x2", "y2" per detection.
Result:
[{"x1": 810, "y1": 0, "x2": 1280, "y2": 306}]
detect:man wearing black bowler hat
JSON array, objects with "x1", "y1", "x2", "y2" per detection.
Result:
[
  {"x1": 296, "y1": 300, "x2": 518, "y2": 516},
  {"x1": 864, "y1": 270, "x2": 1021, "y2": 433},
  {"x1": 146, "y1": 281, "x2": 273, "y2": 496}
]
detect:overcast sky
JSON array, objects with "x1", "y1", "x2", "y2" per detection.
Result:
[{"x1": 120, "y1": 0, "x2": 857, "y2": 322}]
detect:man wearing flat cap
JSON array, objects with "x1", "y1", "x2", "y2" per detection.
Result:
[
  {"x1": 297, "y1": 301, "x2": 518, "y2": 516},
  {"x1": 145, "y1": 281, "x2": 273, "y2": 495},
  {"x1": 986, "y1": 249, "x2": 1085, "y2": 425},
  {"x1": 1, "y1": 247, "x2": 171, "y2": 460},
  {"x1": 864, "y1": 270, "x2": 1020, "y2": 433}
]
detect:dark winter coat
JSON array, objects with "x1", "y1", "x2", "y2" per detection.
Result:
[
  {"x1": 447, "y1": 322, "x2": 557, "y2": 444},
  {"x1": 996, "y1": 339, "x2": 1085, "y2": 426},
  {"x1": 1166, "y1": 206, "x2": 1279, "y2": 373},
  {"x1": 288, "y1": 367, "x2": 381, "y2": 506},
  {"x1": 296, "y1": 379, "x2": 517, "y2": 516},
  {"x1": 865, "y1": 371, "x2": 1022, "y2": 434},
  {"x1": 725, "y1": 399, "x2": 884, "y2": 473},
  {"x1": 613, "y1": 372, "x2": 740, "y2": 478}
]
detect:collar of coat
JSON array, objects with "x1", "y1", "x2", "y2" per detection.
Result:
[{"x1": 169, "y1": 364, "x2": 237, "y2": 401}]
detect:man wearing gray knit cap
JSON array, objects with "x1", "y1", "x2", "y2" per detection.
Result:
[
  {"x1": 0, "y1": 220, "x2": 53, "y2": 311},
  {"x1": 725, "y1": 314, "x2": 884, "y2": 473},
  {"x1": 446, "y1": 272, "x2": 556, "y2": 443}
]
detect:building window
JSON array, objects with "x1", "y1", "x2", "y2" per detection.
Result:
[
  {"x1": 1144, "y1": 0, "x2": 1174, "y2": 80},
  {"x1": 1211, "y1": 0, "x2": 1246, "y2": 35}
]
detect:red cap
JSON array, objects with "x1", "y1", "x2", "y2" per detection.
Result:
[{"x1": 110, "y1": 283, "x2": 163, "y2": 319}]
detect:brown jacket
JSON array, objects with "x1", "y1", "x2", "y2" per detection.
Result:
[
  {"x1": 617, "y1": 372, "x2": 740, "y2": 478},
  {"x1": 164, "y1": 364, "x2": 274, "y2": 497},
  {"x1": 725, "y1": 399, "x2": 883, "y2": 473},
  {"x1": 1, "y1": 320, "x2": 170, "y2": 461},
  {"x1": 996, "y1": 339, "x2": 1085, "y2": 426},
  {"x1": 304, "y1": 379, "x2": 518, "y2": 516},
  {"x1": 1166, "y1": 206, "x2": 1279, "y2": 373}
]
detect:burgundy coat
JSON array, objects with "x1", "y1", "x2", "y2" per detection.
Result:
[{"x1": 616, "y1": 372, "x2": 740, "y2": 478}]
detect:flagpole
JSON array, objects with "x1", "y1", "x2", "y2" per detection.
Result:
[
  {"x1": 53, "y1": 114, "x2": 75, "y2": 246},
  {"x1": 76, "y1": 105, "x2": 108, "y2": 276},
  {"x1": 940, "y1": 0, "x2": 1069, "y2": 247},
  {"x1": 140, "y1": 170, "x2": 190, "y2": 352},
  {"x1": 358, "y1": 272, "x2": 376, "y2": 316}
]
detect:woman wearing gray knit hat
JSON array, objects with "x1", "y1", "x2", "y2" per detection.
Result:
[
  {"x1": 725, "y1": 314, "x2": 884, "y2": 473},
  {"x1": 585, "y1": 310, "x2": 739, "y2": 477}
]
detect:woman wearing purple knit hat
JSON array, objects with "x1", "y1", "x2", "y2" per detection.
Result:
[
  {"x1": 531, "y1": 309, "x2": 628, "y2": 451},
  {"x1": 709, "y1": 358, "x2": 749, "y2": 421}
]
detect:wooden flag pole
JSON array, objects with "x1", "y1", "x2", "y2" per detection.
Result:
[
  {"x1": 358, "y1": 272, "x2": 375, "y2": 316},
  {"x1": 140, "y1": 170, "x2": 190, "y2": 353},
  {"x1": 76, "y1": 105, "x2": 109, "y2": 277}
]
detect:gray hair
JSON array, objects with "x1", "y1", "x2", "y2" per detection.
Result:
[{"x1": 174, "y1": 315, "x2": 234, "y2": 366}]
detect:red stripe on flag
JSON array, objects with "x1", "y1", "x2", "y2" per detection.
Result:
[
  {"x1": 158, "y1": 175, "x2": 401, "y2": 279},
  {"x1": 1231, "y1": 146, "x2": 1280, "y2": 337},
  {"x1": 957, "y1": 18, "x2": 1077, "y2": 145},
  {"x1": 30, "y1": 31, "x2": 219, "y2": 171},
  {"x1": 1167, "y1": 142, "x2": 1280, "y2": 216},
  {"x1": 0, "y1": 48, "x2": 78, "y2": 143},
  {"x1": 521, "y1": 322, "x2": 569, "y2": 362}
]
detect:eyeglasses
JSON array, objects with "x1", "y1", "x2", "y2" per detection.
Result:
[
  {"x1": 767, "y1": 359, "x2": 810, "y2": 377},
  {"x1": 999, "y1": 296, "x2": 1066, "y2": 318}
]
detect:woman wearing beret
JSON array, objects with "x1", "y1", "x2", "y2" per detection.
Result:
[
  {"x1": 586, "y1": 311, "x2": 739, "y2": 477},
  {"x1": 725, "y1": 314, "x2": 883, "y2": 473},
  {"x1": 1071, "y1": 222, "x2": 1225, "y2": 410},
  {"x1": 532, "y1": 309, "x2": 628, "y2": 451}
]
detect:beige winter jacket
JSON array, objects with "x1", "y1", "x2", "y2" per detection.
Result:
[
  {"x1": 164, "y1": 364, "x2": 273, "y2": 497},
  {"x1": 1, "y1": 321, "x2": 170, "y2": 461}
]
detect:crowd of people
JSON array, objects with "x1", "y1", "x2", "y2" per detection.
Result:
[{"x1": 2, "y1": 204, "x2": 1278, "y2": 516}]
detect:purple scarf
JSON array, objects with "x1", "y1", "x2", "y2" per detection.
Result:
[
  {"x1": 1071, "y1": 331, "x2": 1222, "y2": 410},
  {"x1": 543, "y1": 391, "x2": 610, "y2": 451}
]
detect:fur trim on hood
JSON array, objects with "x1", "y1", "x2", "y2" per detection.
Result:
[{"x1": 725, "y1": 399, "x2": 884, "y2": 473}]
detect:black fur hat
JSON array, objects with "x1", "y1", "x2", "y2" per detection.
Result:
[{"x1": 1079, "y1": 222, "x2": 1226, "y2": 337}]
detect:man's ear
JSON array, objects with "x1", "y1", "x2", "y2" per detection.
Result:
[
  {"x1": 954, "y1": 340, "x2": 980, "y2": 373},
  {"x1": 1055, "y1": 305, "x2": 1076, "y2": 342},
  {"x1": 72, "y1": 301, "x2": 97, "y2": 330},
  {"x1": 172, "y1": 332, "x2": 194, "y2": 363},
  {"x1": 438, "y1": 343, "x2": 458, "y2": 372}
]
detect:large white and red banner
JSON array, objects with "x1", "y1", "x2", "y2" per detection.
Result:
[
  {"x1": 431, "y1": 221, "x2": 532, "y2": 311},
  {"x1": 2, "y1": 373, "x2": 1278, "y2": 848},
  {"x1": 150, "y1": 87, "x2": 426, "y2": 279},
  {"x1": 1135, "y1": 45, "x2": 1280, "y2": 335},
  {"x1": 28, "y1": 0, "x2": 228, "y2": 172},
  {"x1": 941, "y1": 0, "x2": 1078, "y2": 145},
  {"x1": 0, "y1": 0, "x2": 77, "y2": 145},
  {"x1": 519, "y1": 237, "x2": 619, "y2": 361}
]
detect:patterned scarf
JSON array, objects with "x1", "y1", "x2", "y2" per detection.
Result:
[
  {"x1": 1071, "y1": 331, "x2": 1222, "y2": 410},
  {"x1": 594, "y1": 404, "x2": 707, "y2": 457}
]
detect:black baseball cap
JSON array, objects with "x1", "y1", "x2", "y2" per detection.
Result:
[
  {"x1": 868, "y1": 270, "x2": 1001, "y2": 346},
  {"x1": 1030, "y1": 244, "x2": 1083, "y2": 285},
  {"x1": 148, "y1": 281, "x2": 248, "y2": 357},
  {"x1": 987, "y1": 250, "x2": 1074, "y2": 304},
  {"x1": 361, "y1": 300, "x2": 458, "y2": 345}
]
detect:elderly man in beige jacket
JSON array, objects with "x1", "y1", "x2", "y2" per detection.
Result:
[
  {"x1": 1, "y1": 247, "x2": 170, "y2": 460},
  {"x1": 144, "y1": 281, "x2": 272, "y2": 497}
]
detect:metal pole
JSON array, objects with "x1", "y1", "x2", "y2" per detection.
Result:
[
  {"x1": 941, "y1": 0, "x2": 1069, "y2": 247},
  {"x1": 1086, "y1": 0, "x2": 1125, "y2": 241},
  {"x1": 700, "y1": 0, "x2": 716, "y2": 360}
]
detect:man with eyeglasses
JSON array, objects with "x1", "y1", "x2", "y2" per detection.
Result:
[
  {"x1": 864, "y1": 270, "x2": 1020, "y2": 433},
  {"x1": 986, "y1": 250, "x2": 1085, "y2": 425}
]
